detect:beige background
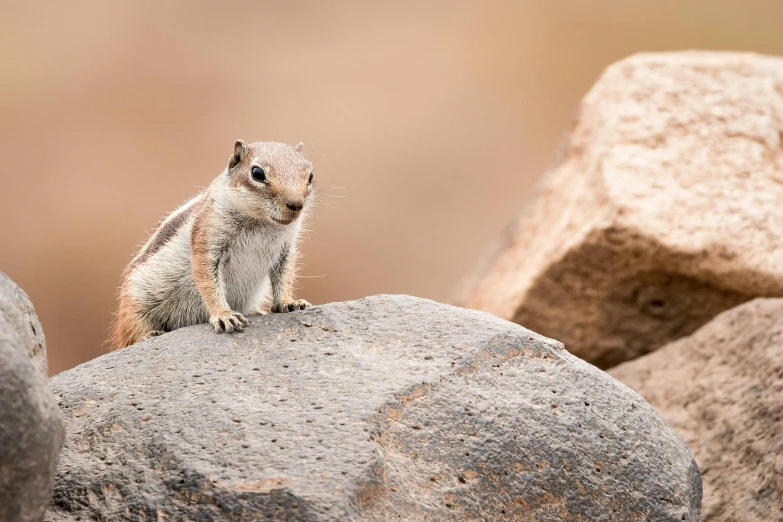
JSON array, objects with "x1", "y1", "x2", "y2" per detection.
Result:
[{"x1": 2, "y1": 1, "x2": 782, "y2": 375}]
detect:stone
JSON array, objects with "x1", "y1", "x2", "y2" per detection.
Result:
[
  {"x1": 610, "y1": 298, "x2": 783, "y2": 522},
  {"x1": 454, "y1": 51, "x2": 783, "y2": 368},
  {"x1": 0, "y1": 272, "x2": 65, "y2": 522},
  {"x1": 0, "y1": 271, "x2": 48, "y2": 378},
  {"x1": 48, "y1": 295, "x2": 700, "y2": 521}
]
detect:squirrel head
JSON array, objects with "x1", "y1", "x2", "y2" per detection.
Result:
[{"x1": 226, "y1": 140, "x2": 314, "y2": 226}]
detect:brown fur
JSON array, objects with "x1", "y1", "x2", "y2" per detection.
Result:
[
  {"x1": 110, "y1": 281, "x2": 152, "y2": 349},
  {"x1": 190, "y1": 200, "x2": 225, "y2": 316}
]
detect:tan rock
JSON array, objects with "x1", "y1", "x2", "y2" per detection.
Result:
[
  {"x1": 610, "y1": 298, "x2": 783, "y2": 522},
  {"x1": 455, "y1": 51, "x2": 783, "y2": 367}
]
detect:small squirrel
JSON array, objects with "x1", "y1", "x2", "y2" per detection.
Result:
[{"x1": 111, "y1": 140, "x2": 313, "y2": 349}]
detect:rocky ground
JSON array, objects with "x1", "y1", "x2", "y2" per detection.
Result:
[{"x1": 2, "y1": 50, "x2": 783, "y2": 521}]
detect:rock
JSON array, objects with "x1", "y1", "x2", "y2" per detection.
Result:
[
  {"x1": 0, "y1": 271, "x2": 49, "y2": 378},
  {"x1": 0, "y1": 272, "x2": 65, "y2": 522},
  {"x1": 610, "y1": 298, "x2": 783, "y2": 522},
  {"x1": 454, "y1": 51, "x2": 783, "y2": 368},
  {"x1": 48, "y1": 295, "x2": 700, "y2": 521}
]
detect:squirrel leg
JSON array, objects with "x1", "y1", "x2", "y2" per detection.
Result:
[
  {"x1": 191, "y1": 206, "x2": 249, "y2": 333},
  {"x1": 270, "y1": 247, "x2": 311, "y2": 313}
]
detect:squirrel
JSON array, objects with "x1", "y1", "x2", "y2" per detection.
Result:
[{"x1": 110, "y1": 140, "x2": 313, "y2": 349}]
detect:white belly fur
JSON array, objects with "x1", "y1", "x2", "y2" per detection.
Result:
[
  {"x1": 223, "y1": 224, "x2": 294, "y2": 312},
  {"x1": 129, "y1": 218, "x2": 297, "y2": 329}
]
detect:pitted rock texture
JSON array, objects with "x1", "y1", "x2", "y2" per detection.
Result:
[
  {"x1": 611, "y1": 298, "x2": 783, "y2": 522},
  {"x1": 48, "y1": 295, "x2": 700, "y2": 521},
  {"x1": 0, "y1": 271, "x2": 65, "y2": 522},
  {"x1": 454, "y1": 51, "x2": 783, "y2": 368}
]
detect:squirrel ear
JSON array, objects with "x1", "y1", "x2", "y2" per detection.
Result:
[
  {"x1": 295, "y1": 142, "x2": 304, "y2": 153},
  {"x1": 228, "y1": 140, "x2": 247, "y2": 169}
]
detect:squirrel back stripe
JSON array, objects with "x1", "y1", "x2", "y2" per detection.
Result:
[{"x1": 126, "y1": 196, "x2": 203, "y2": 274}]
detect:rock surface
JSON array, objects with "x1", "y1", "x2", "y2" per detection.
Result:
[
  {"x1": 48, "y1": 295, "x2": 700, "y2": 521},
  {"x1": 0, "y1": 271, "x2": 49, "y2": 378},
  {"x1": 454, "y1": 51, "x2": 783, "y2": 368},
  {"x1": 610, "y1": 298, "x2": 783, "y2": 522},
  {"x1": 0, "y1": 272, "x2": 65, "y2": 522}
]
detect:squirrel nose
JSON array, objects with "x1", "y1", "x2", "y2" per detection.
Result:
[{"x1": 286, "y1": 200, "x2": 304, "y2": 212}]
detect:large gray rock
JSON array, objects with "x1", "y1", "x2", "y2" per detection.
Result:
[
  {"x1": 0, "y1": 272, "x2": 65, "y2": 522},
  {"x1": 611, "y1": 298, "x2": 783, "y2": 522},
  {"x1": 48, "y1": 295, "x2": 701, "y2": 521}
]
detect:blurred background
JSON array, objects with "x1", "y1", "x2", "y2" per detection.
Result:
[{"x1": 2, "y1": 1, "x2": 783, "y2": 375}]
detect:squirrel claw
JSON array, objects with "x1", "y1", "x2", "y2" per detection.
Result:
[
  {"x1": 210, "y1": 311, "x2": 250, "y2": 333},
  {"x1": 272, "y1": 299, "x2": 311, "y2": 313},
  {"x1": 143, "y1": 330, "x2": 165, "y2": 341}
]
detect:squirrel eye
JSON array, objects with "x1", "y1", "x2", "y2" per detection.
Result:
[
  {"x1": 251, "y1": 166, "x2": 266, "y2": 182},
  {"x1": 308, "y1": 171, "x2": 314, "y2": 184}
]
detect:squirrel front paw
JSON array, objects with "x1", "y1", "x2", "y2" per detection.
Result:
[
  {"x1": 272, "y1": 299, "x2": 311, "y2": 313},
  {"x1": 210, "y1": 310, "x2": 250, "y2": 333}
]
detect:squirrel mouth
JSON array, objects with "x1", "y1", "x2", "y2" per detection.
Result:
[{"x1": 272, "y1": 217, "x2": 295, "y2": 225}]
